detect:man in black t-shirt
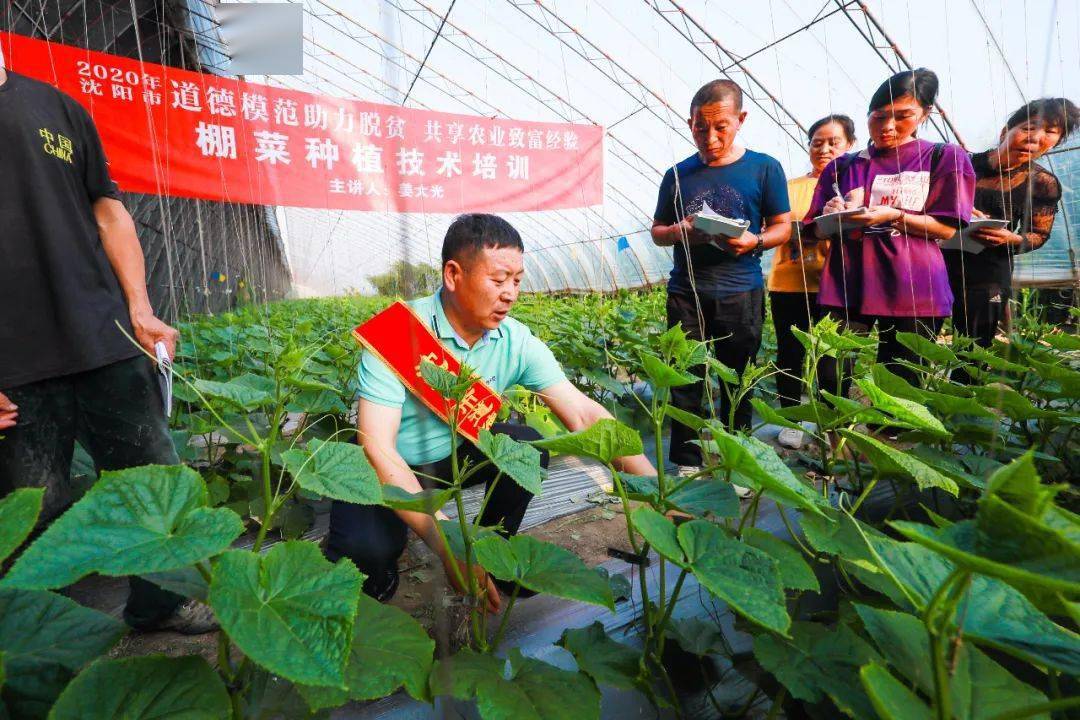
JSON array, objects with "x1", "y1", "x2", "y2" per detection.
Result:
[{"x1": 0, "y1": 56, "x2": 213, "y2": 633}]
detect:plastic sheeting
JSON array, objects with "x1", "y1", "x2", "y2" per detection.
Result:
[{"x1": 4, "y1": 0, "x2": 292, "y2": 318}]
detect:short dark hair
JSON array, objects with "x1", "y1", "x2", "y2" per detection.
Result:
[
  {"x1": 441, "y1": 213, "x2": 524, "y2": 267},
  {"x1": 690, "y1": 79, "x2": 743, "y2": 113},
  {"x1": 868, "y1": 68, "x2": 938, "y2": 113},
  {"x1": 1005, "y1": 97, "x2": 1080, "y2": 147},
  {"x1": 807, "y1": 114, "x2": 856, "y2": 144}
]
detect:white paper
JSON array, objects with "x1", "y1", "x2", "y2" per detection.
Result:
[
  {"x1": 813, "y1": 207, "x2": 868, "y2": 237},
  {"x1": 939, "y1": 218, "x2": 1010, "y2": 255},
  {"x1": 154, "y1": 341, "x2": 173, "y2": 417},
  {"x1": 693, "y1": 201, "x2": 750, "y2": 238}
]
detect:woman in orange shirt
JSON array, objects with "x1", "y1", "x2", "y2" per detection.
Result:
[{"x1": 768, "y1": 115, "x2": 855, "y2": 449}]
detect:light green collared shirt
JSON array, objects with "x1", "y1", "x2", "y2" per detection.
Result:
[{"x1": 357, "y1": 289, "x2": 566, "y2": 465}]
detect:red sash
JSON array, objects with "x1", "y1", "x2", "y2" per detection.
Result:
[{"x1": 353, "y1": 301, "x2": 501, "y2": 443}]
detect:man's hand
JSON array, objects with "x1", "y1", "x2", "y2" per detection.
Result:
[
  {"x1": 442, "y1": 554, "x2": 501, "y2": 613},
  {"x1": 725, "y1": 230, "x2": 760, "y2": 256},
  {"x1": 970, "y1": 225, "x2": 1021, "y2": 247},
  {"x1": 678, "y1": 215, "x2": 713, "y2": 245},
  {"x1": 0, "y1": 391, "x2": 17, "y2": 431},
  {"x1": 130, "y1": 307, "x2": 179, "y2": 360}
]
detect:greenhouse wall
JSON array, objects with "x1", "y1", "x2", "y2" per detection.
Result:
[
  {"x1": 3, "y1": 0, "x2": 292, "y2": 319},
  {"x1": 1014, "y1": 139, "x2": 1080, "y2": 287}
]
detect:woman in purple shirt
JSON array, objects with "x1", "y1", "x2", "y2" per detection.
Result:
[{"x1": 805, "y1": 68, "x2": 974, "y2": 396}]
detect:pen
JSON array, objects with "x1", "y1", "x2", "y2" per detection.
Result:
[{"x1": 832, "y1": 181, "x2": 844, "y2": 203}]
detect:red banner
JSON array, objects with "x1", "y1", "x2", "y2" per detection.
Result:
[
  {"x1": 353, "y1": 302, "x2": 501, "y2": 444},
  {"x1": 3, "y1": 33, "x2": 604, "y2": 212}
]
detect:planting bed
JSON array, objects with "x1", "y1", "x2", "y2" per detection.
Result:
[{"x1": 0, "y1": 289, "x2": 1077, "y2": 720}]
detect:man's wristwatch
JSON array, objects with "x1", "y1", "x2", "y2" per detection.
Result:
[{"x1": 753, "y1": 233, "x2": 764, "y2": 256}]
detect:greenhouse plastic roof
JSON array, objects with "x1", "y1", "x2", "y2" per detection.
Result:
[{"x1": 198, "y1": 0, "x2": 1078, "y2": 295}]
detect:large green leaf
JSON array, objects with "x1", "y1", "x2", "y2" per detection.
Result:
[
  {"x1": 665, "y1": 479, "x2": 739, "y2": 519},
  {"x1": 139, "y1": 566, "x2": 209, "y2": 602},
  {"x1": 983, "y1": 452, "x2": 1060, "y2": 517},
  {"x1": 0, "y1": 489, "x2": 42, "y2": 565},
  {"x1": 741, "y1": 528, "x2": 819, "y2": 592},
  {"x1": 237, "y1": 669, "x2": 314, "y2": 720},
  {"x1": 892, "y1": 514, "x2": 1080, "y2": 598},
  {"x1": 621, "y1": 474, "x2": 738, "y2": 519},
  {"x1": 663, "y1": 404, "x2": 706, "y2": 432},
  {"x1": 192, "y1": 376, "x2": 273, "y2": 410},
  {"x1": 804, "y1": 504, "x2": 1080, "y2": 674},
  {"x1": 859, "y1": 663, "x2": 932, "y2": 720},
  {"x1": 418, "y1": 359, "x2": 464, "y2": 399},
  {"x1": 855, "y1": 605, "x2": 1048, "y2": 719},
  {"x1": 473, "y1": 535, "x2": 613, "y2": 609},
  {"x1": 871, "y1": 364, "x2": 995, "y2": 418},
  {"x1": 750, "y1": 398, "x2": 802, "y2": 431},
  {"x1": 754, "y1": 621, "x2": 881, "y2": 719},
  {"x1": 896, "y1": 331, "x2": 957, "y2": 365},
  {"x1": 48, "y1": 656, "x2": 230, "y2": 720},
  {"x1": 800, "y1": 506, "x2": 887, "y2": 561},
  {"x1": 557, "y1": 622, "x2": 644, "y2": 693},
  {"x1": 431, "y1": 648, "x2": 601, "y2": 720},
  {"x1": 973, "y1": 384, "x2": 1055, "y2": 421},
  {"x1": 208, "y1": 542, "x2": 363, "y2": 687},
  {"x1": 666, "y1": 617, "x2": 730, "y2": 656},
  {"x1": 629, "y1": 507, "x2": 684, "y2": 566},
  {"x1": 706, "y1": 357, "x2": 739, "y2": 385},
  {"x1": 380, "y1": 485, "x2": 454, "y2": 513},
  {"x1": 639, "y1": 352, "x2": 697, "y2": 389},
  {"x1": 707, "y1": 427, "x2": 828, "y2": 515},
  {"x1": 281, "y1": 439, "x2": 381, "y2": 504},
  {"x1": 845, "y1": 534, "x2": 1080, "y2": 675},
  {"x1": 837, "y1": 430, "x2": 959, "y2": 496},
  {"x1": 869, "y1": 364, "x2": 926, "y2": 401},
  {"x1": 678, "y1": 520, "x2": 789, "y2": 635},
  {"x1": 0, "y1": 589, "x2": 125, "y2": 718},
  {"x1": 298, "y1": 594, "x2": 434, "y2": 710},
  {"x1": 908, "y1": 447, "x2": 989, "y2": 491},
  {"x1": 776, "y1": 400, "x2": 841, "y2": 427},
  {"x1": 2, "y1": 466, "x2": 244, "y2": 590},
  {"x1": 477, "y1": 430, "x2": 545, "y2": 495},
  {"x1": 952, "y1": 576, "x2": 1080, "y2": 675},
  {"x1": 531, "y1": 418, "x2": 643, "y2": 464},
  {"x1": 438, "y1": 520, "x2": 498, "y2": 561},
  {"x1": 854, "y1": 379, "x2": 949, "y2": 436},
  {"x1": 822, "y1": 391, "x2": 889, "y2": 425},
  {"x1": 801, "y1": 507, "x2": 936, "y2": 605},
  {"x1": 960, "y1": 346, "x2": 1028, "y2": 374}
]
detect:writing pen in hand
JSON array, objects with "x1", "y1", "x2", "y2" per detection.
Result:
[{"x1": 832, "y1": 181, "x2": 845, "y2": 204}]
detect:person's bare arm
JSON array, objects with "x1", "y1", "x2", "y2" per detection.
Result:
[
  {"x1": 357, "y1": 399, "x2": 500, "y2": 612},
  {"x1": 725, "y1": 212, "x2": 792, "y2": 255},
  {"x1": 535, "y1": 381, "x2": 656, "y2": 476},
  {"x1": 888, "y1": 210, "x2": 961, "y2": 241},
  {"x1": 651, "y1": 217, "x2": 711, "y2": 247},
  {"x1": 94, "y1": 197, "x2": 179, "y2": 358}
]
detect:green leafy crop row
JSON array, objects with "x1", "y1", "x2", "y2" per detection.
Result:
[{"x1": 0, "y1": 291, "x2": 1076, "y2": 719}]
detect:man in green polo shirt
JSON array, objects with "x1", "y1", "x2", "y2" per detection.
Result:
[{"x1": 326, "y1": 214, "x2": 655, "y2": 612}]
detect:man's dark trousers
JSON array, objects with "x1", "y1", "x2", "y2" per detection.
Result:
[
  {"x1": 325, "y1": 423, "x2": 549, "y2": 600},
  {"x1": 666, "y1": 288, "x2": 765, "y2": 466},
  {"x1": 0, "y1": 355, "x2": 183, "y2": 627}
]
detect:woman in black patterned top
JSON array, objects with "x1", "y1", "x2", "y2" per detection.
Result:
[{"x1": 944, "y1": 98, "x2": 1078, "y2": 347}]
